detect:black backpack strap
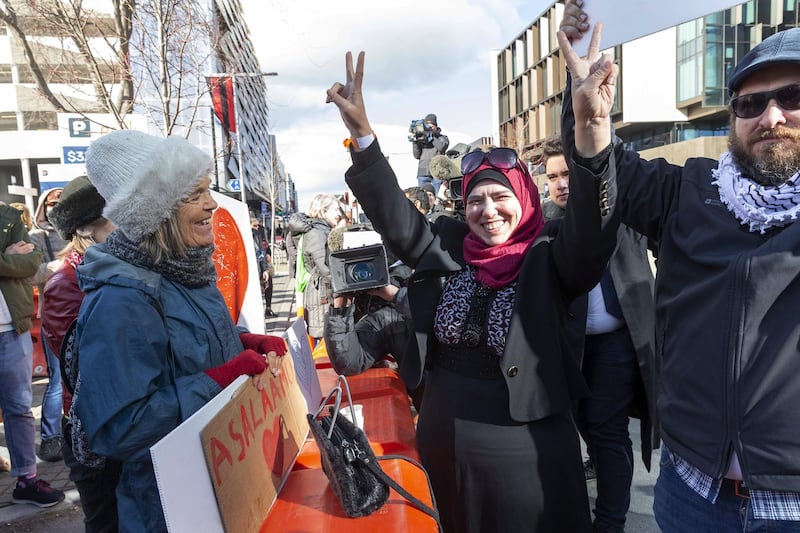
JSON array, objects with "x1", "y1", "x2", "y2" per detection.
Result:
[{"x1": 358, "y1": 453, "x2": 442, "y2": 531}]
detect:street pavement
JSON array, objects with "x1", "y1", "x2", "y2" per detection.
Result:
[{"x1": 0, "y1": 260, "x2": 662, "y2": 532}]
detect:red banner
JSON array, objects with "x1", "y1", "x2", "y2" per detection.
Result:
[{"x1": 208, "y1": 76, "x2": 236, "y2": 133}]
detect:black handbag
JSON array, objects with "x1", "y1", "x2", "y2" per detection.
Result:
[{"x1": 307, "y1": 376, "x2": 441, "y2": 529}]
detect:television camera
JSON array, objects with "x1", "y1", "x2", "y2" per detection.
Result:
[
  {"x1": 328, "y1": 227, "x2": 390, "y2": 294},
  {"x1": 407, "y1": 118, "x2": 434, "y2": 143}
]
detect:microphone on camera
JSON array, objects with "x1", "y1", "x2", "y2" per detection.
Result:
[
  {"x1": 328, "y1": 226, "x2": 346, "y2": 253},
  {"x1": 429, "y1": 154, "x2": 456, "y2": 181}
]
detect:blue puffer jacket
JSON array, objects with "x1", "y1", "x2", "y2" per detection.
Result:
[{"x1": 75, "y1": 243, "x2": 243, "y2": 533}]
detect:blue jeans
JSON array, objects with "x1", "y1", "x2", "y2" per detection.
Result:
[
  {"x1": 0, "y1": 330, "x2": 37, "y2": 477},
  {"x1": 417, "y1": 175, "x2": 442, "y2": 196},
  {"x1": 40, "y1": 340, "x2": 62, "y2": 440},
  {"x1": 577, "y1": 327, "x2": 638, "y2": 532},
  {"x1": 654, "y1": 448, "x2": 800, "y2": 532}
]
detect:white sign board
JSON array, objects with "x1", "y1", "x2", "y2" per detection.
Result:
[
  {"x1": 151, "y1": 375, "x2": 248, "y2": 533},
  {"x1": 210, "y1": 190, "x2": 265, "y2": 334},
  {"x1": 283, "y1": 318, "x2": 323, "y2": 411},
  {"x1": 572, "y1": 0, "x2": 746, "y2": 57}
]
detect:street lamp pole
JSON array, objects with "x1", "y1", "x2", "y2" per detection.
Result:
[{"x1": 269, "y1": 135, "x2": 276, "y2": 254}]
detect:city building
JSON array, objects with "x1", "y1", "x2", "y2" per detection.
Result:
[
  {"x1": 211, "y1": 0, "x2": 288, "y2": 214},
  {"x1": 0, "y1": 0, "x2": 293, "y2": 220},
  {"x1": 494, "y1": 0, "x2": 799, "y2": 190}
]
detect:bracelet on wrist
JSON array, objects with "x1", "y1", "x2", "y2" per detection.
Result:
[{"x1": 343, "y1": 131, "x2": 376, "y2": 151}]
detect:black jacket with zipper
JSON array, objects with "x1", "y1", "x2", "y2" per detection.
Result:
[{"x1": 562, "y1": 79, "x2": 800, "y2": 492}]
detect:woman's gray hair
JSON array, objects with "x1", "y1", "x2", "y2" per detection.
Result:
[
  {"x1": 137, "y1": 215, "x2": 188, "y2": 264},
  {"x1": 308, "y1": 193, "x2": 341, "y2": 219}
]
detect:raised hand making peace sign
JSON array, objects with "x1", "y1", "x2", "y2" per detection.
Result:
[
  {"x1": 557, "y1": 1, "x2": 618, "y2": 158},
  {"x1": 326, "y1": 51, "x2": 373, "y2": 140}
]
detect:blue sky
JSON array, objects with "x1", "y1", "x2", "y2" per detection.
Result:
[{"x1": 240, "y1": 0, "x2": 551, "y2": 210}]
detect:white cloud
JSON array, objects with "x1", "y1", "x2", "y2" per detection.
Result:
[{"x1": 240, "y1": 0, "x2": 551, "y2": 210}]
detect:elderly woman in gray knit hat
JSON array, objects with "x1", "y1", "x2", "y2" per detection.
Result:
[
  {"x1": 41, "y1": 175, "x2": 121, "y2": 532},
  {"x1": 73, "y1": 130, "x2": 288, "y2": 532}
]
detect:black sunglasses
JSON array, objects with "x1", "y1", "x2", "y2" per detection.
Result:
[
  {"x1": 460, "y1": 147, "x2": 520, "y2": 175},
  {"x1": 730, "y1": 83, "x2": 800, "y2": 119}
]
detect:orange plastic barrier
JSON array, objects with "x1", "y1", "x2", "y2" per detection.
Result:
[
  {"x1": 316, "y1": 367, "x2": 409, "y2": 403},
  {"x1": 295, "y1": 392, "x2": 419, "y2": 469},
  {"x1": 261, "y1": 458, "x2": 439, "y2": 532}
]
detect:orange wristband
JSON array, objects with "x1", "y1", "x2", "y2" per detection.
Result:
[{"x1": 343, "y1": 131, "x2": 376, "y2": 151}]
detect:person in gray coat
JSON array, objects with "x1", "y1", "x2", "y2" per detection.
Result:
[
  {"x1": 540, "y1": 135, "x2": 658, "y2": 533},
  {"x1": 301, "y1": 194, "x2": 344, "y2": 342},
  {"x1": 412, "y1": 113, "x2": 449, "y2": 194}
]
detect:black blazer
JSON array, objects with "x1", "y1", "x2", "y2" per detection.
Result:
[
  {"x1": 550, "y1": 208, "x2": 659, "y2": 467},
  {"x1": 345, "y1": 141, "x2": 620, "y2": 422}
]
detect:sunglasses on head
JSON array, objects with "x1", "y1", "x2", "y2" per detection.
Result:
[
  {"x1": 460, "y1": 147, "x2": 521, "y2": 175},
  {"x1": 729, "y1": 83, "x2": 800, "y2": 119}
]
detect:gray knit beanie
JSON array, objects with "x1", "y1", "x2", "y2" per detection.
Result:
[
  {"x1": 85, "y1": 130, "x2": 212, "y2": 242},
  {"x1": 48, "y1": 175, "x2": 106, "y2": 240}
]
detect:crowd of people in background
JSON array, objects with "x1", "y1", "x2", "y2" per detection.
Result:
[{"x1": 4, "y1": 8, "x2": 800, "y2": 532}]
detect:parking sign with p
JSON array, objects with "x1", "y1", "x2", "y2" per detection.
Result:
[{"x1": 68, "y1": 118, "x2": 91, "y2": 137}]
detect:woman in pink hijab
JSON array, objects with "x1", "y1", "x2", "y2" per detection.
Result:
[{"x1": 328, "y1": 52, "x2": 620, "y2": 533}]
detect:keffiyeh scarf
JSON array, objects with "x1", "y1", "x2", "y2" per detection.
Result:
[{"x1": 713, "y1": 151, "x2": 800, "y2": 234}]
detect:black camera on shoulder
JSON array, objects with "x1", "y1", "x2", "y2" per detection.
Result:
[
  {"x1": 329, "y1": 243, "x2": 390, "y2": 294},
  {"x1": 407, "y1": 119, "x2": 433, "y2": 143},
  {"x1": 448, "y1": 177, "x2": 463, "y2": 201}
]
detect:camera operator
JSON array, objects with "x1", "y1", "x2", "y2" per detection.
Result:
[{"x1": 412, "y1": 113, "x2": 448, "y2": 195}]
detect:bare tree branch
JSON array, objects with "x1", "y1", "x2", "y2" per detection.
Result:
[{"x1": 0, "y1": 0, "x2": 67, "y2": 111}]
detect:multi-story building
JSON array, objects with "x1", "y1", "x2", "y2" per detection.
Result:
[
  {"x1": 0, "y1": 0, "x2": 292, "y2": 219},
  {"x1": 212, "y1": 0, "x2": 289, "y2": 213},
  {"x1": 0, "y1": 1, "x2": 118, "y2": 210},
  {"x1": 495, "y1": 0, "x2": 799, "y2": 189}
]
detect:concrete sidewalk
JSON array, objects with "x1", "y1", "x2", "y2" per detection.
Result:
[{"x1": 0, "y1": 263, "x2": 298, "y2": 532}]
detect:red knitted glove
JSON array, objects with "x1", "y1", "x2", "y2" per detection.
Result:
[
  {"x1": 240, "y1": 333, "x2": 288, "y2": 357},
  {"x1": 204, "y1": 349, "x2": 267, "y2": 388}
]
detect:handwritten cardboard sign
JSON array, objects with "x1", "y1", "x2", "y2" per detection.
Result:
[{"x1": 201, "y1": 354, "x2": 308, "y2": 533}]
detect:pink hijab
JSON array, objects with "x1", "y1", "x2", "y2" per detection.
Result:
[{"x1": 461, "y1": 160, "x2": 544, "y2": 289}]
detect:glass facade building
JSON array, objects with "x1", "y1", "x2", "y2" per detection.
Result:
[{"x1": 496, "y1": 1, "x2": 799, "y2": 162}]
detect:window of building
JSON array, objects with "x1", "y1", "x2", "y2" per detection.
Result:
[
  {"x1": 511, "y1": 45, "x2": 518, "y2": 80},
  {"x1": 677, "y1": 19, "x2": 704, "y2": 102},
  {"x1": 743, "y1": 0, "x2": 756, "y2": 24},
  {"x1": 0, "y1": 113, "x2": 17, "y2": 131},
  {"x1": 704, "y1": 15, "x2": 725, "y2": 106},
  {"x1": 22, "y1": 111, "x2": 57, "y2": 130}
]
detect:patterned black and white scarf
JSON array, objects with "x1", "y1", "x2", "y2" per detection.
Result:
[
  {"x1": 713, "y1": 151, "x2": 800, "y2": 234},
  {"x1": 106, "y1": 230, "x2": 217, "y2": 288}
]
